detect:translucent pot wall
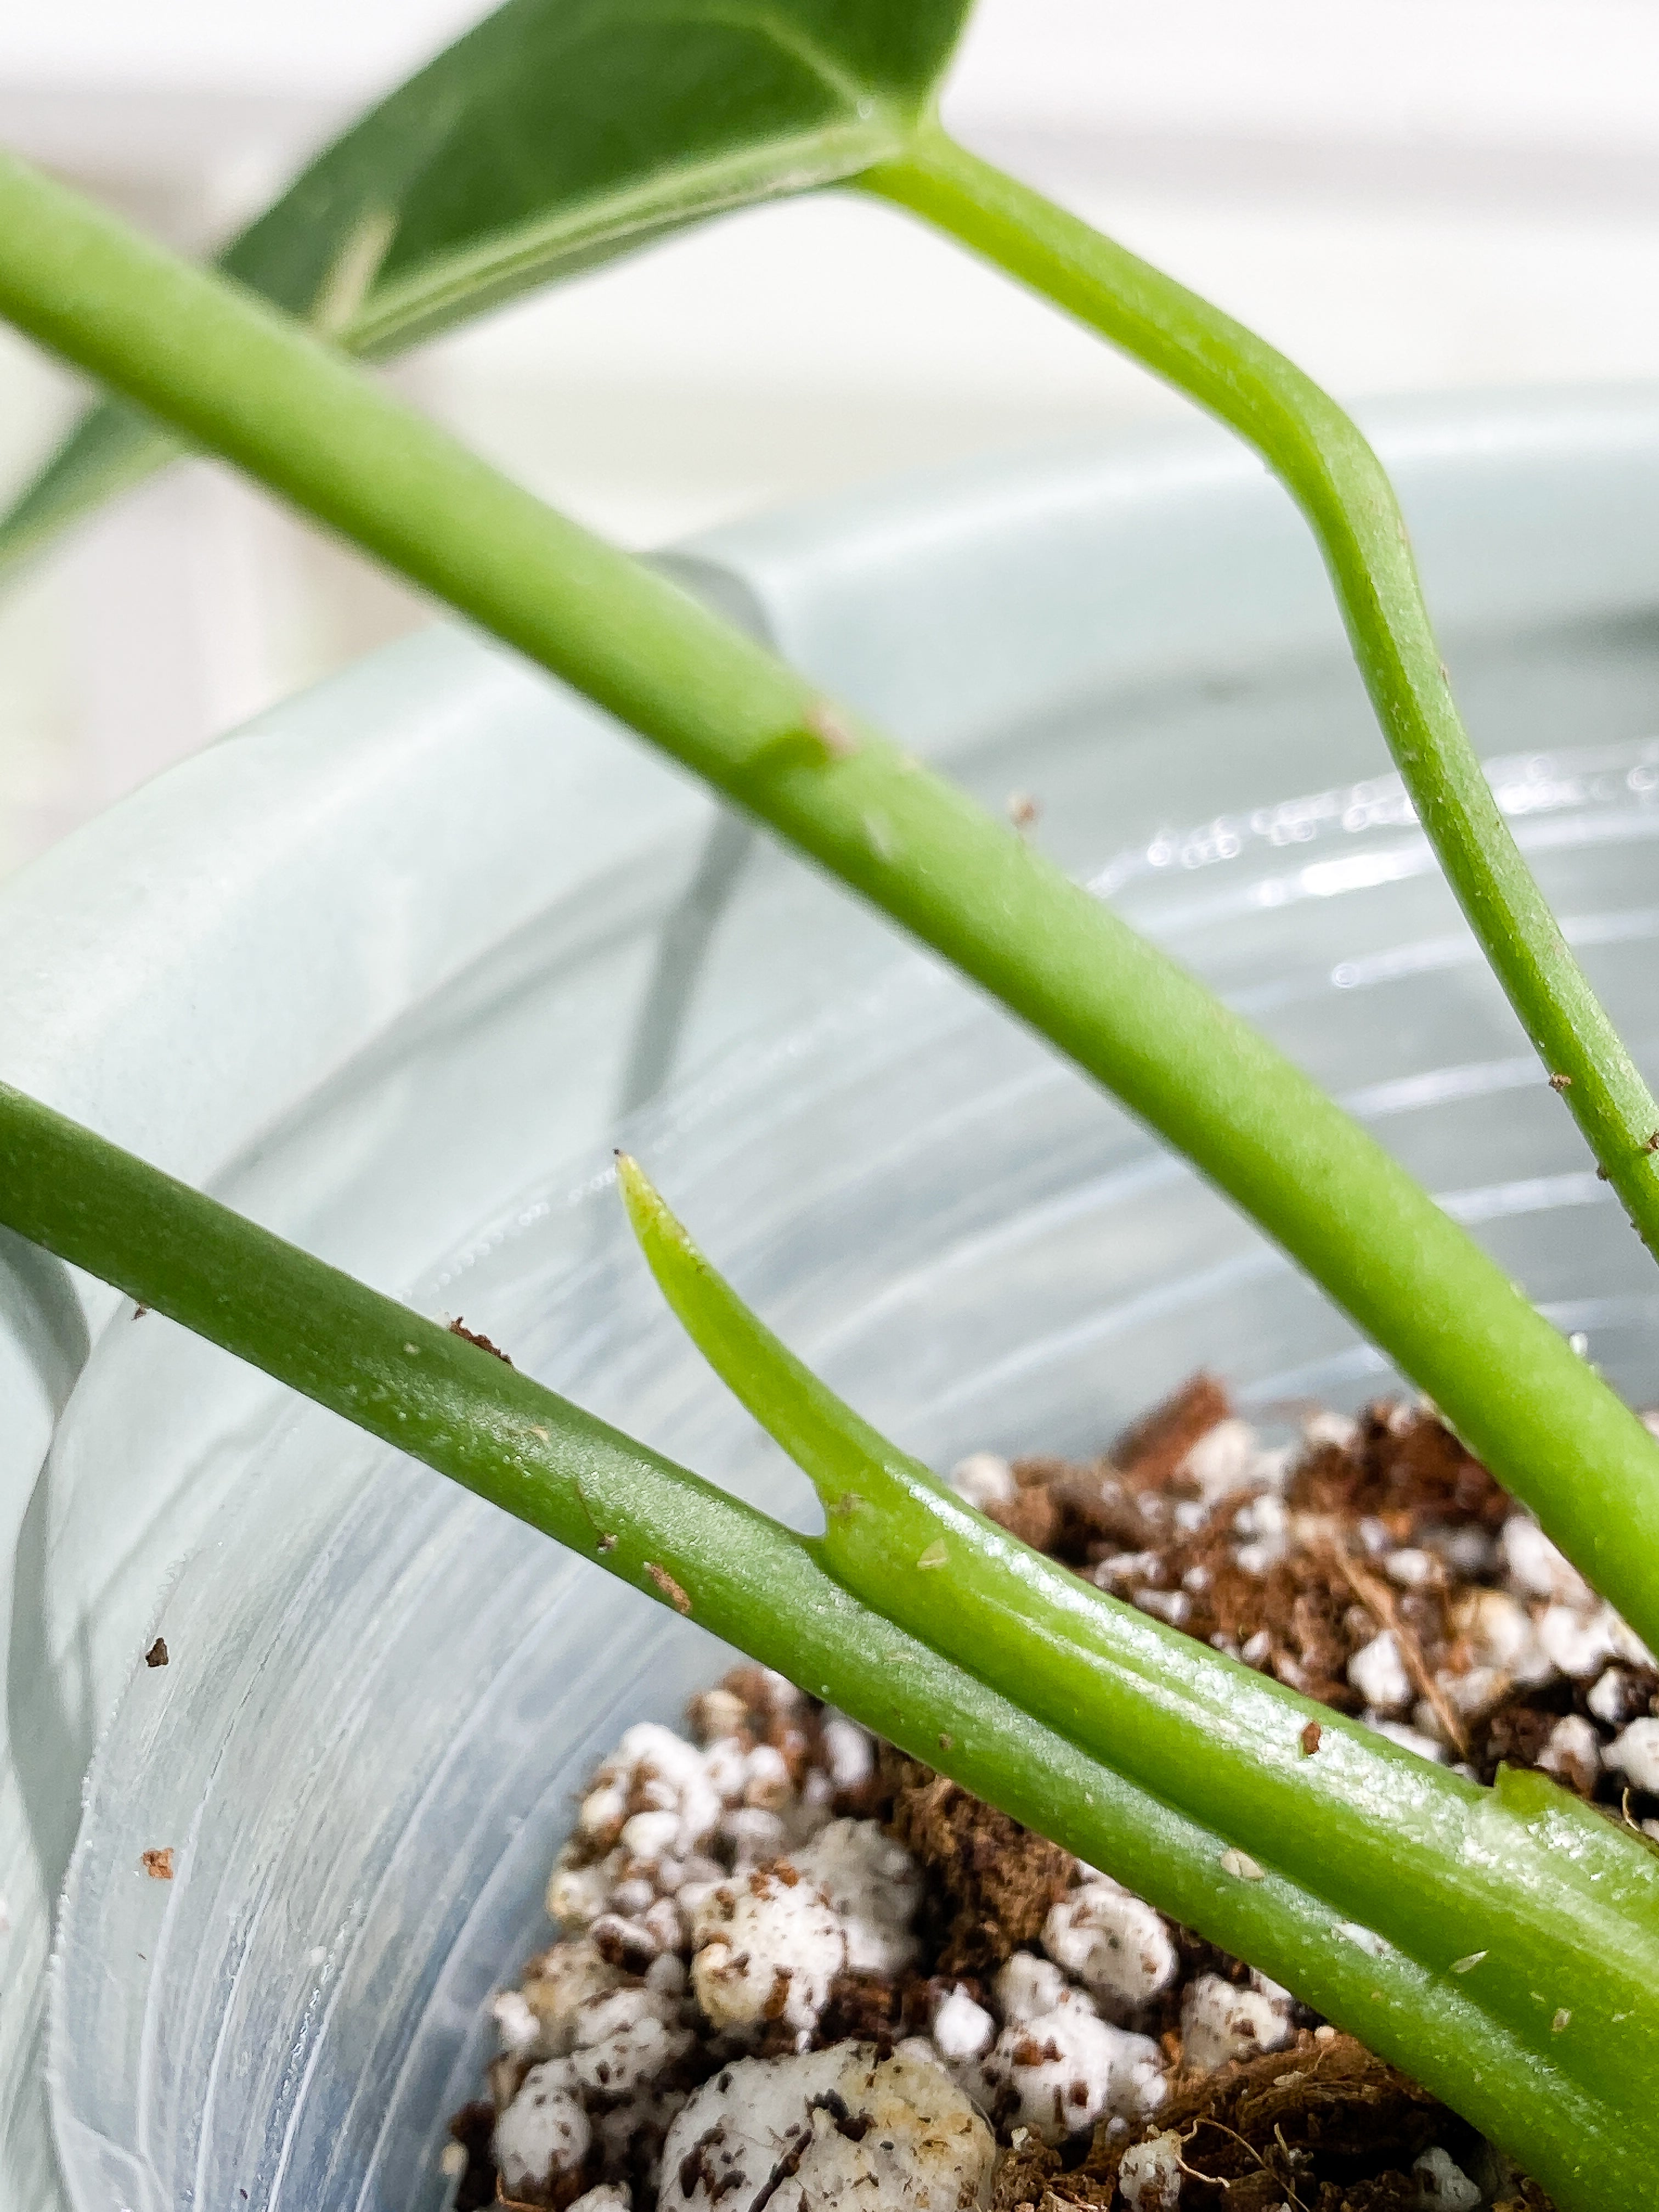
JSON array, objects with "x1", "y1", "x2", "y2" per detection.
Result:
[{"x1": 0, "y1": 392, "x2": 1655, "y2": 2208}]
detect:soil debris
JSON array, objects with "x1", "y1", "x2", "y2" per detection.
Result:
[
  {"x1": 445, "y1": 2101, "x2": 498, "y2": 2211},
  {"x1": 140, "y1": 1848, "x2": 174, "y2": 1880},
  {"x1": 1109, "y1": 1371, "x2": 1232, "y2": 1492},
  {"x1": 991, "y1": 2033, "x2": 1487, "y2": 2210},
  {"x1": 448, "y1": 1375, "x2": 1612, "y2": 2210},
  {"x1": 879, "y1": 1751, "x2": 1074, "y2": 1973},
  {"x1": 144, "y1": 1636, "x2": 168, "y2": 1669}
]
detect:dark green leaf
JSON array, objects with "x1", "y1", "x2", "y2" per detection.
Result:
[{"x1": 0, "y1": 0, "x2": 972, "y2": 573}]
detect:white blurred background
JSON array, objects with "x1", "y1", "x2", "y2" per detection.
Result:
[{"x1": 1, "y1": 0, "x2": 1657, "y2": 872}]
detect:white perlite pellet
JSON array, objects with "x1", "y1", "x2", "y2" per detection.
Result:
[
  {"x1": 1605, "y1": 1716, "x2": 1659, "y2": 1795},
  {"x1": 1179, "y1": 1973, "x2": 1295, "y2": 2073},
  {"x1": 792, "y1": 1817, "x2": 922, "y2": 1976},
  {"x1": 491, "y1": 1987, "x2": 541, "y2": 2055},
  {"x1": 950, "y1": 1451, "x2": 1018, "y2": 1508},
  {"x1": 1451, "y1": 1588, "x2": 1548, "y2": 1694},
  {"x1": 690, "y1": 1866, "x2": 847, "y2": 2044},
  {"x1": 1043, "y1": 1877, "x2": 1179, "y2": 2014},
  {"x1": 821, "y1": 1716, "x2": 874, "y2": 1795},
  {"x1": 1180, "y1": 1418, "x2": 1262, "y2": 1500},
  {"x1": 1412, "y1": 2145, "x2": 1481, "y2": 2208},
  {"x1": 1539, "y1": 1713, "x2": 1601, "y2": 1793},
  {"x1": 661, "y1": 2044, "x2": 996, "y2": 2212},
  {"x1": 1499, "y1": 1515, "x2": 1593, "y2": 1607},
  {"x1": 1347, "y1": 1629, "x2": 1412, "y2": 1716},
  {"x1": 494, "y1": 2058, "x2": 591, "y2": 2198},
  {"x1": 568, "y1": 1985, "x2": 695, "y2": 2100},
  {"x1": 1589, "y1": 1666, "x2": 1649, "y2": 1726},
  {"x1": 1537, "y1": 1602, "x2": 1623, "y2": 1681},
  {"x1": 976, "y1": 1974, "x2": 1164, "y2": 2143},
  {"x1": 931, "y1": 1983, "x2": 996, "y2": 2064},
  {"x1": 1120, "y1": 2130, "x2": 1185, "y2": 2209}
]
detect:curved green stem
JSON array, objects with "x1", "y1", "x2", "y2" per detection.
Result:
[
  {"x1": 0, "y1": 1076, "x2": 1613, "y2": 2202},
  {"x1": 616, "y1": 1150, "x2": 1659, "y2": 2188},
  {"x1": 858, "y1": 125, "x2": 1659, "y2": 1256},
  {"x1": 1, "y1": 150, "x2": 1657, "y2": 1655}
]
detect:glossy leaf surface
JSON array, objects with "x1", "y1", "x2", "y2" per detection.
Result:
[{"x1": 0, "y1": 0, "x2": 971, "y2": 569}]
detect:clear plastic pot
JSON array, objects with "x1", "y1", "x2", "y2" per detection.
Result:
[{"x1": 12, "y1": 392, "x2": 1659, "y2": 2209}]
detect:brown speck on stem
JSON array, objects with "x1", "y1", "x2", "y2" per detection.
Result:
[
  {"x1": 144, "y1": 1637, "x2": 168, "y2": 1669},
  {"x1": 805, "y1": 698, "x2": 859, "y2": 760},
  {"x1": 938, "y1": 1732, "x2": 954, "y2": 1752},
  {"x1": 449, "y1": 1317, "x2": 513, "y2": 1364},
  {"x1": 141, "y1": 1848, "x2": 174, "y2": 1880},
  {"x1": 1552, "y1": 2007, "x2": 1571, "y2": 2033},
  {"x1": 132, "y1": 1304, "x2": 148, "y2": 1319},
  {"x1": 1299, "y1": 1719, "x2": 1322, "y2": 1757},
  {"x1": 1598, "y1": 1164, "x2": 1611, "y2": 1181},
  {"x1": 1645, "y1": 1131, "x2": 1659, "y2": 1154},
  {"x1": 569, "y1": 1477, "x2": 609, "y2": 1555},
  {"x1": 1548, "y1": 1071, "x2": 1572, "y2": 1091},
  {"x1": 646, "y1": 1561, "x2": 692, "y2": 1615},
  {"x1": 1006, "y1": 790, "x2": 1040, "y2": 833}
]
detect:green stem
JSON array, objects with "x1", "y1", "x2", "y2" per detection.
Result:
[
  {"x1": 1, "y1": 151, "x2": 1657, "y2": 1651},
  {"x1": 859, "y1": 125, "x2": 1659, "y2": 1252},
  {"x1": 0, "y1": 1077, "x2": 1607, "y2": 2201},
  {"x1": 616, "y1": 1150, "x2": 1659, "y2": 2196}
]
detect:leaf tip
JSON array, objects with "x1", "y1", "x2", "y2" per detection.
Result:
[{"x1": 616, "y1": 1147, "x2": 677, "y2": 1242}]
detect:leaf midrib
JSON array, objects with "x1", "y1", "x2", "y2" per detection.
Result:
[{"x1": 343, "y1": 116, "x2": 904, "y2": 356}]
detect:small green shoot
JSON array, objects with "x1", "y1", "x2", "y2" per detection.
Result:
[{"x1": 616, "y1": 1149, "x2": 1659, "y2": 2207}]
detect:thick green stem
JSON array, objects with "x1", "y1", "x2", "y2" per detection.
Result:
[
  {"x1": 0, "y1": 1077, "x2": 1612, "y2": 2202},
  {"x1": 616, "y1": 1151, "x2": 1659, "y2": 2198},
  {"x1": 1, "y1": 153, "x2": 1657, "y2": 1656},
  {"x1": 859, "y1": 126, "x2": 1659, "y2": 1252}
]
